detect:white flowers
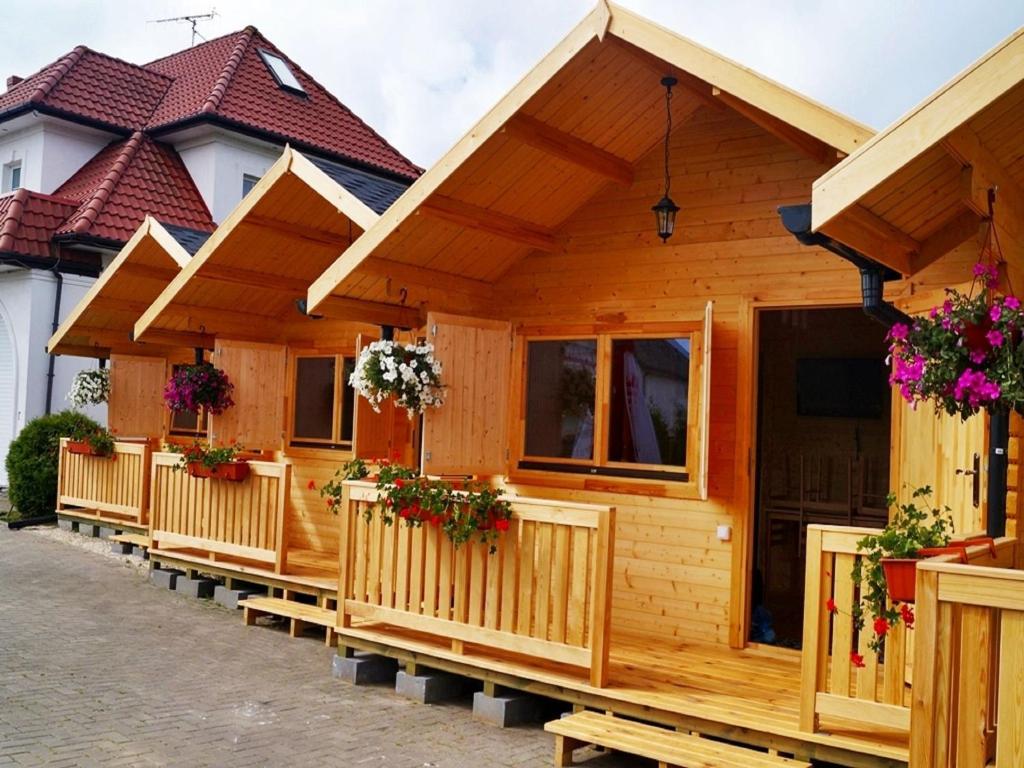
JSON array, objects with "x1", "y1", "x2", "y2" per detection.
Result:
[
  {"x1": 350, "y1": 340, "x2": 444, "y2": 417},
  {"x1": 67, "y1": 368, "x2": 110, "y2": 408}
]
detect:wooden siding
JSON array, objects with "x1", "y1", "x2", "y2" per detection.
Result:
[{"x1": 108, "y1": 354, "x2": 167, "y2": 438}]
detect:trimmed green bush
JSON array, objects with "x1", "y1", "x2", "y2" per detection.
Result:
[{"x1": 5, "y1": 410, "x2": 100, "y2": 520}]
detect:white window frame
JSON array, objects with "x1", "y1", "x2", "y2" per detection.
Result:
[{"x1": 2, "y1": 161, "x2": 22, "y2": 193}]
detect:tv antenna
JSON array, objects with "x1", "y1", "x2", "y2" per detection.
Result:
[{"x1": 150, "y1": 9, "x2": 217, "y2": 46}]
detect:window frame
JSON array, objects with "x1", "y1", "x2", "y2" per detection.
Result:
[
  {"x1": 3, "y1": 160, "x2": 22, "y2": 193},
  {"x1": 257, "y1": 48, "x2": 306, "y2": 96},
  {"x1": 511, "y1": 321, "x2": 706, "y2": 495},
  {"x1": 287, "y1": 349, "x2": 356, "y2": 451},
  {"x1": 241, "y1": 173, "x2": 260, "y2": 198}
]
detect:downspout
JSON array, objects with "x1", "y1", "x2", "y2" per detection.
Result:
[
  {"x1": 778, "y1": 204, "x2": 910, "y2": 328},
  {"x1": 44, "y1": 261, "x2": 63, "y2": 415}
]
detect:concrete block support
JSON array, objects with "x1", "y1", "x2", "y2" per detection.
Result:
[
  {"x1": 57, "y1": 518, "x2": 74, "y2": 533},
  {"x1": 150, "y1": 568, "x2": 184, "y2": 590},
  {"x1": 97, "y1": 526, "x2": 117, "y2": 540},
  {"x1": 213, "y1": 585, "x2": 263, "y2": 610},
  {"x1": 131, "y1": 546, "x2": 149, "y2": 560},
  {"x1": 175, "y1": 577, "x2": 216, "y2": 599},
  {"x1": 110, "y1": 541, "x2": 133, "y2": 555},
  {"x1": 395, "y1": 669, "x2": 469, "y2": 704},
  {"x1": 77, "y1": 523, "x2": 98, "y2": 538},
  {"x1": 472, "y1": 690, "x2": 543, "y2": 727},
  {"x1": 331, "y1": 653, "x2": 398, "y2": 685}
]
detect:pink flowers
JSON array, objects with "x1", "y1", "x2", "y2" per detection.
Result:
[
  {"x1": 974, "y1": 262, "x2": 999, "y2": 288},
  {"x1": 986, "y1": 329, "x2": 1005, "y2": 348},
  {"x1": 887, "y1": 323, "x2": 909, "y2": 343},
  {"x1": 954, "y1": 369, "x2": 1001, "y2": 409},
  {"x1": 164, "y1": 363, "x2": 234, "y2": 415}
]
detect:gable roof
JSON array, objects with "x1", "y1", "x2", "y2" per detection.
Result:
[
  {"x1": 0, "y1": 189, "x2": 78, "y2": 259},
  {"x1": 809, "y1": 26, "x2": 1024, "y2": 276},
  {"x1": 47, "y1": 217, "x2": 193, "y2": 358},
  {"x1": 306, "y1": 1, "x2": 873, "y2": 316},
  {"x1": 0, "y1": 29, "x2": 419, "y2": 180},
  {"x1": 53, "y1": 132, "x2": 215, "y2": 245}
]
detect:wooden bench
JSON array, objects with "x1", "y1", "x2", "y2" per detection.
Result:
[
  {"x1": 240, "y1": 596, "x2": 337, "y2": 646},
  {"x1": 545, "y1": 711, "x2": 811, "y2": 768},
  {"x1": 110, "y1": 533, "x2": 151, "y2": 548}
]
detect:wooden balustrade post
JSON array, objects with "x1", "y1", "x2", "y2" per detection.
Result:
[
  {"x1": 588, "y1": 507, "x2": 615, "y2": 688},
  {"x1": 274, "y1": 464, "x2": 291, "y2": 574},
  {"x1": 336, "y1": 482, "x2": 353, "y2": 630},
  {"x1": 799, "y1": 526, "x2": 828, "y2": 733}
]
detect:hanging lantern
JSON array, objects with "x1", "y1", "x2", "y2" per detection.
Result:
[{"x1": 652, "y1": 75, "x2": 679, "y2": 243}]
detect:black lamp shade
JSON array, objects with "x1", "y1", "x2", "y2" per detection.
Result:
[{"x1": 652, "y1": 195, "x2": 680, "y2": 242}]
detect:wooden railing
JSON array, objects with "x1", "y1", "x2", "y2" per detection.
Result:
[
  {"x1": 911, "y1": 550, "x2": 1021, "y2": 767},
  {"x1": 56, "y1": 438, "x2": 151, "y2": 526},
  {"x1": 338, "y1": 481, "x2": 616, "y2": 687},
  {"x1": 800, "y1": 525, "x2": 1015, "y2": 736},
  {"x1": 149, "y1": 452, "x2": 291, "y2": 572}
]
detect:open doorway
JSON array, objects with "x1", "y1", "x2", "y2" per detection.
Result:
[{"x1": 749, "y1": 307, "x2": 891, "y2": 648}]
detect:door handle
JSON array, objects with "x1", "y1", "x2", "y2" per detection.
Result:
[{"x1": 956, "y1": 454, "x2": 982, "y2": 508}]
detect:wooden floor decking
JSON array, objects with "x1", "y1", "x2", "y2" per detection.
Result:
[{"x1": 337, "y1": 622, "x2": 908, "y2": 768}]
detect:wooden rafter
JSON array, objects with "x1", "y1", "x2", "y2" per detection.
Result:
[
  {"x1": 712, "y1": 88, "x2": 835, "y2": 164},
  {"x1": 114, "y1": 262, "x2": 181, "y2": 282},
  {"x1": 608, "y1": 37, "x2": 721, "y2": 112},
  {"x1": 195, "y1": 264, "x2": 311, "y2": 294},
  {"x1": 242, "y1": 214, "x2": 355, "y2": 248},
  {"x1": 417, "y1": 194, "x2": 558, "y2": 252},
  {"x1": 818, "y1": 209, "x2": 915, "y2": 276},
  {"x1": 912, "y1": 209, "x2": 982, "y2": 273},
  {"x1": 944, "y1": 126, "x2": 1024, "y2": 245},
  {"x1": 502, "y1": 114, "x2": 634, "y2": 185},
  {"x1": 356, "y1": 256, "x2": 495, "y2": 297},
  {"x1": 312, "y1": 295, "x2": 422, "y2": 328}
]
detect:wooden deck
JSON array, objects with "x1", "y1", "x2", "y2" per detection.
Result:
[{"x1": 336, "y1": 623, "x2": 907, "y2": 768}]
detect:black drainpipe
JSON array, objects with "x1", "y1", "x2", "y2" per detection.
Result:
[
  {"x1": 778, "y1": 204, "x2": 910, "y2": 328},
  {"x1": 44, "y1": 264, "x2": 64, "y2": 415}
]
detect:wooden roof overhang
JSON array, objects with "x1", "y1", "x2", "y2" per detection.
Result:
[
  {"x1": 306, "y1": 1, "x2": 872, "y2": 319},
  {"x1": 47, "y1": 217, "x2": 192, "y2": 358},
  {"x1": 133, "y1": 147, "x2": 403, "y2": 348},
  {"x1": 811, "y1": 27, "x2": 1024, "y2": 278}
]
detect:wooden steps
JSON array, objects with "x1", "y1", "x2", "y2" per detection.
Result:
[
  {"x1": 545, "y1": 711, "x2": 811, "y2": 768},
  {"x1": 110, "y1": 533, "x2": 150, "y2": 548},
  {"x1": 240, "y1": 596, "x2": 337, "y2": 646}
]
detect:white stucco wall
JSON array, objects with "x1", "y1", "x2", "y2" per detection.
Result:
[
  {"x1": 0, "y1": 269, "x2": 106, "y2": 487},
  {"x1": 0, "y1": 116, "x2": 112, "y2": 195},
  {"x1": 176, "y1": 131, "x2": 280, "y2": 223}
]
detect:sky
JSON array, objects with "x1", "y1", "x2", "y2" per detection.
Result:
[{"x1": 3, "y1": 1, "x2": 1024, "y2": 168}]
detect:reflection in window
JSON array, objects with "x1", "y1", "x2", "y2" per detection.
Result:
[
  {"x1": 524, "y1": 340, "x2": 596, "y2": 460},
  {"x1": 293, "y1": 357, "x2": 335, "y2": 440},
  {"x1": 339, "y1": 357, "x2": 355, "y2": 443},
  {"x1": 607, "y1": 338, "x2": 689, "y2": 466}
]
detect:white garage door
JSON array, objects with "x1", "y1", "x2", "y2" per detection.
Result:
[{"x1": 0, "y1": 311, "x2": 14, "y2": 488}]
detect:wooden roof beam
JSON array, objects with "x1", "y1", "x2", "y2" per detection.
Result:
[
  {"x1": 114, "y1": 262, "x2": 181, "y2": 282},
  {"x1": 944, "y1": 126, "x2": 1024, "y2": 246},
  {"x1": 501, "y1": 114, "x2": 634, "y2": 185},
  {"x1": 312, "y1": 295, "x2": 423, "y2": 329},
  {"x1": 194, "y1": 264, "x2": 311, "y2": 294},
  {"x1": 712, "y1": 88, "x2": 835, "y2": 164},
  {"x1": 356, "y1": 256, "x2": 496, "y2": 297},
  {"x1": 241, "y1": 214, "x2": 356, "y2": 248},
  {"x1": 912, "y1": 208, "x2": 982, "y2": 273},
  {"x1": 818, "y1": 205, "x2": 917, "y2": 276},
  {"x1": 417, "y1": 194, "x2": 558, "y2": 252}
]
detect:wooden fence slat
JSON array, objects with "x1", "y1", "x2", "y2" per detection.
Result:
[{"x1": 996, "y1": 611, "x2": 1024, "y2": 767}]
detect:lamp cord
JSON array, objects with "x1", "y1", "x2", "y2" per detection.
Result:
[{"x1": 663, "y1": 83, "x2": 674, "y2": 197}]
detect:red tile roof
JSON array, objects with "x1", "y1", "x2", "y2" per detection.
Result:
[
  {"x1": 0, "y1": 29, "x2": 419, "y2": 179},
  {"x1": 0, "y1": 189, "x2": 78, "y2": 259},
  {"x1": 53, "y1": 132, "x2": 214, "y2": 244}
]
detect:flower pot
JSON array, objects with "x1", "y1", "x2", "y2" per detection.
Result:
[
  {"x1": 187, "y1": 461, "x2": 250, "y2": 482},
  {"x1": 919, "y1": 535, "x2": 997, "y2": 563},
  {"x1": 881, "y1": 558, "x2": 919, "y2": 603},
  {"x1": 67, "y1": 440, "x2": 113, "y2": 458}
]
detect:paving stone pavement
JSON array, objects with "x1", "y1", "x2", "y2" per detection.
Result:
[{"x1": 0, "y1": 524, "x2": 642, "y2": 767}]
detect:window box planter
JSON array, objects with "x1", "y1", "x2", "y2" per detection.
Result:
[
  {"x1": 881, "y1": 536, "x2": 997, "y2": 604},
  {"x1": 67, "y1": 440, "x2": 114, "y2": 458},
  {"x1": 186, "y1": 461, "x2": 250, "y2": 482}
]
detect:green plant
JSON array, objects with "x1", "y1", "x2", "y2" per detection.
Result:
[
  {"x1": 5, "y1": 411, "x2": 100, "y2": 520},
  {"x1": 68, "y1": 421, "x2": 115, "y2": 456},
  {"x1": 167, "y1": 440, "x2": 244, "y2": 471},
  {"x1": 850, "y1": 486, "x2": 953, "y2": 652},
  {"x1": 318, "y1": 457, "x2": 371, "y2": 513}
]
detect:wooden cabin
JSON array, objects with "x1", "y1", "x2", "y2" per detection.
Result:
[
  {"x1": 129, "y1": 147, "x2": 418, "y2": 600},
  {"x1": 46, "y1": 217, "x2": 209, "y2": 534}
]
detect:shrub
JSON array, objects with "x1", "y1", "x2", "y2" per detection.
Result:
[{"x1": 5, "y1": 410, "x2": 100, "y2": 520}]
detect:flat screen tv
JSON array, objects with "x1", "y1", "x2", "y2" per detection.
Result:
[{"x1": 796, "y1": 357, "x2": 887, "y2": 418}]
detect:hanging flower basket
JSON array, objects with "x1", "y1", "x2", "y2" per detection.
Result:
[
  {"x1": 186, "y1": 461, "x2": 250, "y2": 482},
  {"x1": 888, "y1": 263, "x2": 1024, "y2": 418},
  {"x1": 67, "y1": 368, "x2": 110, "y2": 408},
  {"x1": 879, "y1": 559, "x2": 919, "y2": 604},
  {"x1": 164, "y1": 362, "x2": 234, "y2": 415},
  {"x1": 67, "y1": 439, "x2": 115, "y2": 458},
  {"x1": 66, "y1": 426, "x2": 116, "y2": 458},
  {"x1": 349, "y1": 340, "x2": 444, "y2": 417}
]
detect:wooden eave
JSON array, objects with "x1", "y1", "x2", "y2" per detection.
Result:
[
  {"x1": 306, "y1": 1, "x2": 871, "y2": 317},
  {"x1": 133, "y1": 147, "x2": 398, "y2": 345},
  {"x1": 811, "y1": 27, "x2": 1024, "y2": 276},
  {"x1": 47, "y1": 217, "x2": 191, "y2": 358}
]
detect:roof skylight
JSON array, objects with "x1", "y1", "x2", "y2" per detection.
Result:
[{"x1": 258, "y1": 49, "x2": 305, "y2": 94}]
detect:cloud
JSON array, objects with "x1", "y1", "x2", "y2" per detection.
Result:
[{"x1": 2, "y1": 1, "x2": 1023, "y2": 166}]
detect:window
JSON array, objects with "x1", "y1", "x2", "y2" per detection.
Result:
[
  {"x1": 241, "y1": 173, "x2": 260, "y2": 198},
  {"x1": 2, "y1": 161, "x2": 21, "y2": 192},
  {"x1": 520, "y1": 332, "x2": 699, "y2": 482},
  {"x1": 290, "y1": 354, "x2": 355, "y2": 449},
  {"x1": 258, "y1": 49, "x2": 305, "y2": 94}
]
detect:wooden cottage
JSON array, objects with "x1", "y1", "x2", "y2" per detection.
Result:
[
  {"x1": 129, "y1": 146, "x2": 417, "y2": 600},
  {"x1": 47, "y1": 216, "x2": 208, "y2": 533}
]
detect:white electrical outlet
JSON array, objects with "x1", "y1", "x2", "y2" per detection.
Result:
[{"x1": 716, "y1": 525, "x2": 732, "y2": 542}]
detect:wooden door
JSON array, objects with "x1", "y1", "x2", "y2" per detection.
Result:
[
  {"x1": 352, "y1": 334, "x2": 418, "y2": 464},
  {"x1": 108, "y1": 354, "x2": 167, "y2": 438},
  {"x1": 891, "y1": 398, "x2": 987, "y2": 534},
  {"x1": 210, "y1": 339, "x2": 287, "y2": 451},
  {"x1": 421, "y1": 312, "x2": 512, "y2": 476}
]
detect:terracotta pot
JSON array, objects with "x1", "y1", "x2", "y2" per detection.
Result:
[
  {"x1": 919, "y1": 535, "x2": 997, "y2": 562},
  {"x1": 186, "y1": 461, "x2": 250, "y2": 482},
  {"x1": 881, "y1": 558, "x2": 919, "y2": 603},
  {"x1": 67, "y1": 440, "x2": 114, "y2": 458}
]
